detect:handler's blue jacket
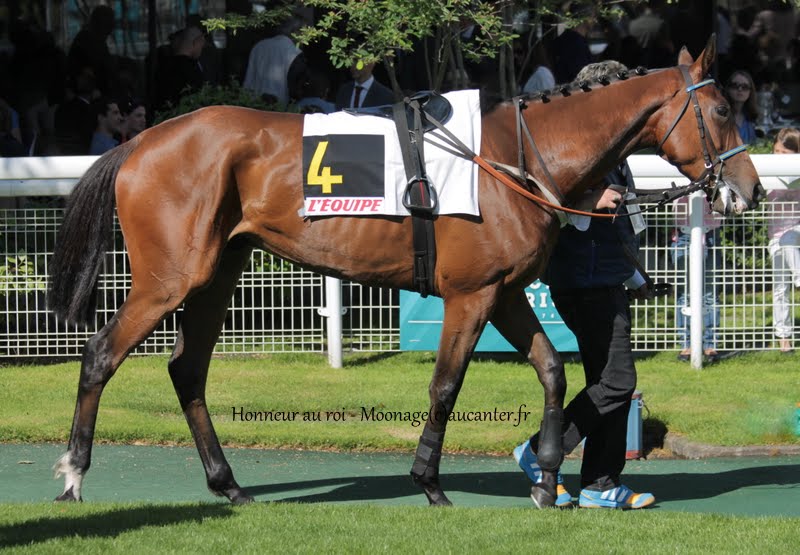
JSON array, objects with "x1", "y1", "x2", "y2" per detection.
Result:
[{"x1": 542, "y1": 162, "x2": 640, "y2": 292}]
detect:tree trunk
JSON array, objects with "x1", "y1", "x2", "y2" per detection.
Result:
[
  {"x1": 502, "y1": 1, "x2": 516, "y2": 97},
  {"x1": 433, "y1": 28, "x2": 454, "y2": 91},
  {"x1": 382, "y1": 56, "x2": 403, "y2": 101}
]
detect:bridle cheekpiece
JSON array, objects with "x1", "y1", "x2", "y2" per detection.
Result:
[{"x1": 655, "y1": 66, "x2": 747, "y2": 206}]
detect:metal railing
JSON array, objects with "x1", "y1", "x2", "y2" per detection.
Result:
[{"x1": 1, "y1": 154, "x2": 798, "y2": 363}]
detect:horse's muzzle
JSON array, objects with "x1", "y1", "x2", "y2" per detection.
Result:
[{"x1": 715, "y1": 180, "x2": 763, "y2": 215}]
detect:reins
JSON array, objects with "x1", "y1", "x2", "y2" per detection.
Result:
[
  {"x1": 416, "y1": 105, "x2": 635, "y2": 220},
  {"x1": 413, "y1": 66, "x2": 748, "y2": 220}
]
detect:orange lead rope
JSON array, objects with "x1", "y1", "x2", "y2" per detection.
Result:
[{"x1": 471, "y1": 154, "x2": 621, "y2": 219}]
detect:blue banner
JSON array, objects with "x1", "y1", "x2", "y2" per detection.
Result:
[{"x1": 400, "y1": 281, "x2": 578, "y2": 352}]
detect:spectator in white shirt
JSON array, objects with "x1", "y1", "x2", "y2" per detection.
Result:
[{"x1": 243, "y1": 17, "x2": 306, "y2": 106}]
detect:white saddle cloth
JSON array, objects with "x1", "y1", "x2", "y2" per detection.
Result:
[{"x1": 301, "y1": 89, "x2": 481, "y2": 216}]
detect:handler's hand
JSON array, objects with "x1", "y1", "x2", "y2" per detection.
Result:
[
  {"x1": 628, "y1": 283, "x2": 655, "y2": 301},
  {"x1": 595, "y1": 188, "x2": 624, "y2": 210}
]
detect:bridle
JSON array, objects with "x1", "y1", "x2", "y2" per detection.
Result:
[
  {"x1": 654, "y1": 65, "x2": 747, "y2": 207},
  {"x1": 505, "y1": 65, "x2": 749, "y2": 218}
]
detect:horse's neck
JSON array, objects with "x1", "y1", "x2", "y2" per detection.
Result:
[{"x1": 515, "y1": 69, "x2": 679, "y2": 200}]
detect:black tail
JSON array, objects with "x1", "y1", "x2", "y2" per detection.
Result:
[{"x1": 48, "y1": 141, "x2": 137, "y2": 327}]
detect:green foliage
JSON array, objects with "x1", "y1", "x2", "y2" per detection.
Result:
[
  {"x1": 252, "y1": 251, "x2": 294, "y2": 274},
  {"x1": 530, "y1": 0, "x2": 631, "y2": 34},
  {"x1": 203, "y1": 1, "x2": 515, "y2": 70},
  {"x1": 201, "y1": 1, "x2": 630, "y2": 94},
  {"x1": 719, "y1": 218, "x2": 769, "y2": 277},
  {"x1": 203, "y1": 3, "x2": 294, "y2": 34},
  {"x1": 748, "y1": 137, "x2": 775, "y2": 154},
  {"x1": 153, "y1": 80, "x2": 285, "y2": 124},
  {"x1": 297, "y1": 0, "x2": 513, "y2": 69},
  {"x1": 0, "y1": 251, "x2": 45, "y2": 293},
  {"x1": 0, "y1": 206, "x2": 52, "y2": 303}
]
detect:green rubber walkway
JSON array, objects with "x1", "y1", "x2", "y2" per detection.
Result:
[{"x1": 2, "y1": 444, "x2": 798, "y2": 516}]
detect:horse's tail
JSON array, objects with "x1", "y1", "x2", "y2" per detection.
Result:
[{"x1": 48, "y1": 141, "x2": 138, "y2": 327}]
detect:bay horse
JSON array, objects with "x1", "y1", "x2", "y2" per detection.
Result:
[{"x1": 48, "y1": 37, "x2": 762, "y2": 507}]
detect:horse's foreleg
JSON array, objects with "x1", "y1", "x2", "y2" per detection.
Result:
[
  {"x1": 491, "y1": 288, "x2": 566, "y2": 508},
  {"x1": 411, "y1": 287, "x2": 500, "y2": 506},
  {"x1": 168, "y1": 242, "x2": 254, "y2": 504},
  {"x1": 54, "y1": 289, "x2": 185, "y2": 501}
]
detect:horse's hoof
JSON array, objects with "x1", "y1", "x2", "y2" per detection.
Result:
[
  {"x1": 530, "y1": 483, "x2": 556, "y2": 509},
  {"x1": 229, "y1": 490, "x2": 255, "y2": 505},
  {"x1": 216, "y1": 486, "x2": 254, "y2": 504},
  {"x1": 54, "y1": 487, "x2": 81, "y2": 502},
  {"x1": 412, "y1": 474, "x2": 453, "y2": 506},
  {"x1": 425, "y1": 491, "x2": 453, "y2": 506}
]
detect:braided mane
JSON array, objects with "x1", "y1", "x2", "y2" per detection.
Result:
[
  {"x1": 480, "y1": 66, "x2": 654, "y2": 114},
  {"x1": 519, "y1": 66, "x2": 651, "y2": 104}
]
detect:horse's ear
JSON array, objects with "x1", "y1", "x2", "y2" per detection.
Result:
[
  {"x1": 698, "y1": 33, "x2": 717, "y2": 75},
  {"x1": 677, "y1": 46, "x2": 693, "y2": 66}
]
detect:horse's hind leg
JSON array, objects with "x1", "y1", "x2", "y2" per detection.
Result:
[
  {"x1": 411, "y1": 286, "x2": 500, "y2": 506},
  {"x1": 167, "y1": 241, "x2": 254, "y2": 504},
  {"x1": 490, "y1": 288, "x2": 566, "y2": 508},
  {"x1": 54, "y1": 288, "x2": 188, "y2": 501}
]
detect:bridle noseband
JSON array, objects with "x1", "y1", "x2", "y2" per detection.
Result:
[{"x1": 655, "y1": 66, "x2": 747, "y2": 204}]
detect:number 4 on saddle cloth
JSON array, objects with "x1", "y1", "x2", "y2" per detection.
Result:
[{"x1": 301, "y1": 90, "x2": 482, "y2": 296}]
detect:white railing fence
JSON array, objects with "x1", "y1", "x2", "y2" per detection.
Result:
[{"x1": 1, "y1": 154, "x2": 798, "y2": 367}]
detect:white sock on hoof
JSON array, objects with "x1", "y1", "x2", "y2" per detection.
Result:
[{"x1": 53, "y1": 452, "x2": 83, "y2": 500}]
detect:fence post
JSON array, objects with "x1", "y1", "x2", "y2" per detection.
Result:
[
  {"x1": 319, "y1": 276, "x2": 345, "y2": 368},
  {"x1": 688, "y1": 191, "x2": 705, "y2": 369}
]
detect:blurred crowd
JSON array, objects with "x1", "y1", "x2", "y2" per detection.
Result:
[{"x1": 2, "y1": 1, "x2": 800, "y2": 157}]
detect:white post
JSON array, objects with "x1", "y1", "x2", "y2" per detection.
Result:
[
  {"x1": 318, "y1": 276, "x2": 345, "y2": 368},
  {"x1": 688, "y1": 191, "x2": 705, "y2": 369}
]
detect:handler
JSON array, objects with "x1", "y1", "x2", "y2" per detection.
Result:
[{"x1": 513, "y1": 61, "x2": 657, "y2": 510}]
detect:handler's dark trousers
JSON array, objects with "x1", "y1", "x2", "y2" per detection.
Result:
[{"x1": 530, "y1": 286, "x2": 636, "y2": 490}]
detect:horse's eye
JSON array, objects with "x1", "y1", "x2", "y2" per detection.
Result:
[{"x1": 715, "y1": 105, "x2": 730, "y2": 118}]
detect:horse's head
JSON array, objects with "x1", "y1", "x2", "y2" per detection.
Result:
[{"x1": 654, "y1": 35, "x2": 764, "y2": 215}]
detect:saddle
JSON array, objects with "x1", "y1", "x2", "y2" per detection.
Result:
[
  {"x1": 344, "y1": 91, "x2": 453, "y2": 133},
  {"x1": 347, "y1": 91, "x2": 453, "y2": 298}
]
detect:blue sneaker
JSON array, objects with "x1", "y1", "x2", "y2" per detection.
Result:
[
  {"x1": 579, "y1": 485, "x2": 655, "y2": 509},
  {"x1": 513, "y1": 440, "x2": 572, "y2": 508}
]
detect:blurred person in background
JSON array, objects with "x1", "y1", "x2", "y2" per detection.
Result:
[
  {"x1": 768, "y1": 127, "x2": 800, "y2": 353},
  {"x1": 53, "y1": 64, "x2": 98, "y2": 155},
  {"x1": 67, "y1": 4, "x2": 116, "y2": 96},
  {"x1": 671, "y1": 195, "x2": 722, "y2": 363},
  {"x1": 88, "y1": 97, "x2": 122, "y2": 155},
  {"x1": 120, "y1": 99, "x2": 147, "y2": 142},
  {"x1": 724, "y1": 70, "x2": 758, "y2": 145},
  {"x1": 0, "y1": 98, "x2": 27, "y2": 156},
  {"x1": 154, "y1": 25, "x2": 207, "y2": 111}
]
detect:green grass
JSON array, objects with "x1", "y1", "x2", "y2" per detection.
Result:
[
  {"x1": 0, "y1": 502, "x2": 798, "y2": 554},
  {"x1": 1, "y1": 351, "x2": 798, "y2": 450}
]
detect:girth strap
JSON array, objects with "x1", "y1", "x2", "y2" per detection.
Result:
[{"x1": 393, "y1": 99, "x2": 437, "y2": 297}]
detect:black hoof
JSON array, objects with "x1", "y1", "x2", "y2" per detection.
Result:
[
  {"x1": 424, "y1": 488, "x2": 453, "y2": 506},
  {"x1": 54, "y1": 487, "x2": 81, "y2": 502},
  {"x1": 411, "y1": 474, "x2": 453, "y2": 506},
  {"x1": 229, "y1": 490, "x2": 255, "y2": 505},
  {"x1": 530, "y1": 483, "x2": 556, "y2": 509},
  {"x1": 212, "y1": 485, "x2": 254, "y2": 504}
]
